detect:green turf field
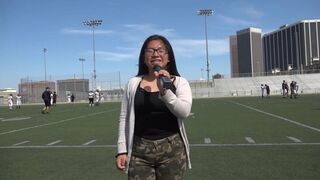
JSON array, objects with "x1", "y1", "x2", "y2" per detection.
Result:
[{"x1": 1, "y1": 95, "x2": 320, "y2": 179}]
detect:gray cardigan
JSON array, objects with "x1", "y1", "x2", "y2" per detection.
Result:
[{"x1": 117, "y1": 75, "x2": 193, "y2": 172}]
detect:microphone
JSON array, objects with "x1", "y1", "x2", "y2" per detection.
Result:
[{"x1": 153, "y1": 65, "x2": 172, "y2": 89}]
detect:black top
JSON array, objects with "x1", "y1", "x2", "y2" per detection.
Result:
[
  {"x1": 53, "y1": 93, "x2": 57, "y2": 100},
  {"x1": 42, "y1": 90, "x2": 51, "y2": 101},
  {"x1": 134, "y1": 83, "x2": 179, "y2": 140}
]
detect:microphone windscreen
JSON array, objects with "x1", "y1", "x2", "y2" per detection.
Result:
[{"x1": 153, "y1": 64, "x2": 161, "y2": 72}]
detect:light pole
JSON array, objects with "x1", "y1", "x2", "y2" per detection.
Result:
[
  {"x1": 83, "y1": 19, "x2": 102, "y2": 90},
  {"x1": 79, "y1": 58, "x2": 86, "y2": 93},
  {"x1": 43, "y1": 48, "x2": 47, "y2": 82},
  {"x1": 79, "y1": 58, "x2": 85, "y2": 79},
  {"x1": 201, "y1": 68, "x2": 204, "y2": 80},
  {"x1": 197, "y1": 9, "x2": 213, "y2": 85}
]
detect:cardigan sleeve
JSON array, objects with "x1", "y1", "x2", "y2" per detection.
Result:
[
  {"x1": 159, "y1": 77, "x2": 192, "y2": 119},
  {"x1": 117, "y1": 84, "x2": 128, "y2": 154}
]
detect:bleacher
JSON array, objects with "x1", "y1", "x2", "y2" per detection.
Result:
[{"x1": 191, "y1": 73, "x2": 320, "y2": 98}]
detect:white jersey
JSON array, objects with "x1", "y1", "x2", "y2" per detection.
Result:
[
  {"x1": 50, "y1": 93, "x2": 53, "y2": 105},
  {"x1": 294, "y1": 83, "x2": 299, "y2": 93},
  {"x1": 88, "y1": 92, "x2": 94, "y2": 98},
  {"x1": 67, "y1": 95, "x2": 71, "y2": 103},
  {"x1": 16, "y1": 95, "x2": 22, "y2": 105},
  {"x1": 100, "y1": 93, "x2": 104, "y2": 102},
  {"x1": 95, "y1": 91, "x2": 100, "y2": 102},
  {"x1": 8, "y1": 95, "x2": 13, "y2": 107},
  {"x1": 261, "y1": 84, "x2": 265, "y2": 93}
]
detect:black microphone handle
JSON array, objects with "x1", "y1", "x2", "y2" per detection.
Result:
[{"x1": 153, "y1": 65, "x2": 172, "y2": 89}]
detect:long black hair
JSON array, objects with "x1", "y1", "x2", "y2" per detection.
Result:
[{"x1": 137, "y1": 34, "x2": 180, "y2": 76}]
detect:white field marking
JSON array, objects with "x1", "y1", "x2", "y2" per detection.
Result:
[
  {"x1": 189, "y1": 142, "x2": 320, "y2": 147},
  {"x1": 0, "y1": 108, "x2": 118, "y2": 136},
  {"x1": 230, "y1": 101, "x2": 320, "y2": 133},
  {"x1": 2, "y1": 117, "x2": 31, "y2": 122},
  {"x1": 0, "y1": 145, "x2": 116, "y2": 149},
  {"x1": 189, "y1": 112, "x2": 195, "y2": 119},
  {"x1": 287, "y1": 136, "x2": 303, "y2": 143},
  {"x1": 12, "y1": 141, "x2": 30, "y2": 146},
  {"x1": 245, "y1": 137, "x2": 256, "y2": 143},
  {"x1": 1, "y1": 143, "x2": 320, "y2": 149},
  {"x1": 82, "y1": 139, "x2": 97, "y2": 146},
  {"x1": 0, "y1": 107, "x2": 82, "y2": 121},
  {"x1": 204, "y1": 138, "x2": 212, "y2": 144},
  {"x1": 47, "y1": 140, "x2": 62, "y2": 146}
]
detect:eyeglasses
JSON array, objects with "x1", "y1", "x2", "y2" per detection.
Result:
[{"x1": 144, "y1": 48, "x2": 168, "y2": 55}]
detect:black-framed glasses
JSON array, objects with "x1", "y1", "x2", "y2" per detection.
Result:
[{"x1": 144, "y1": 48, "x2": 168, "y2": 55}]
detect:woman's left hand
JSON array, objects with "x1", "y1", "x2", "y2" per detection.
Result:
[{"x1": 154, "y1": 69, "x2": 171, "y2": 91}]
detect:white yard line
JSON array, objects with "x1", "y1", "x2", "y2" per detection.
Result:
[
  {"x1": 82, "y1": 139, "x2": 97, "y2": 146},
  {"x1": 230, "y1": 101, "x2": 320, "y2": 133},
  {"x1": 12, "y1": 141, "x2": 30, "y2": 146},
  {"x1": 245, "y1": 137, "x2": 256, "y2": 143},
  {"x1": 0, "y1": 108, "x2": 118, "y2": 136},
  {"x1": 0, "y1": 145, "x2": 117, "y2": 149},
  {"x1": 190, "y1": 142, "x2": 320, "y2": 147},
  {"x1": 2, "y1": 117, "x2": 31, "y2": 122},
  {"x1": 1, "y1": 143, "x2": 320, "y2": 149},
  {"x1": 204, "y1": 138, "x2": 212, "y2": 144},
  {"x1": 287, "y1": 136, "x2": 303, "y2": 143},
  {"x1": 47, "y1": 140, "x2": 62, "y2": 146}
]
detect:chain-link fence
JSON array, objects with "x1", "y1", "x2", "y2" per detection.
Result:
[
  {"x1": 3, "y1": 70, "x2": 320, "y2": 105},
  {"x1": 19, "y1": 72, "x2": 122, "y2": 104}
]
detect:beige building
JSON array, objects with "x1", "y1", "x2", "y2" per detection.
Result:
[
  {"x1": 230, "y1": 27, "x2": 264, "y2": 77},
  {"x1": 19, "y1": 81, "x2": 55, "y2": 103},
  {"x1": 0, "y1": 88, "x2": 17, "y2": 105}
]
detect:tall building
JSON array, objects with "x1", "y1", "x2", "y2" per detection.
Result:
[
  {"x1": 262, "y1": 19, "x2": 320, "y2": 73},
  {"x1": 229, "y1": 35, "x2": 239, "y2": 77},
  {"x1": 230, "y1": 27, "x2": 264, "y2": 77}
]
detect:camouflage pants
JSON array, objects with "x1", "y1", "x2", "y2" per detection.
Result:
[{"x1": 129, "y1": 133, "x2": 187, "y2": 180}]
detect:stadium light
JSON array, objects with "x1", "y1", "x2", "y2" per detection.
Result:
[
  {"x1": 83, "y1": 19, "x2": 102, "y2": 90},
  {"x1": 43, "y1": 48, "x2": 47, "y2": 82},
  {"x1": 197, "y1": 9, "x2": 213, "y2": 84}
]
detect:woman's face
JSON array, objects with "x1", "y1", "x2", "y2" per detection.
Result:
[{"x1": 144, "y1": 39, "x2": 170, "y2": 72}]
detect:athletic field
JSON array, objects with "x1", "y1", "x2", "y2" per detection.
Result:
[{"x1": 1, "y1": 94, "x2": 320, "y2": 179}]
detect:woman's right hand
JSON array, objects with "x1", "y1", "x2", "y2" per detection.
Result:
[{"x1": 116, "y1": 154, "x2": 127, "y2": 171}]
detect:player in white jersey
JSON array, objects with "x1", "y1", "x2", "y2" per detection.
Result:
[
  {"x1": 8, "y1": 94, "x2": 13, "y2": 110},
  {"x1": 67, "y1": 94, "x2": 71, "y2": 103},
  {"x1": 16, "y1": 94, "x2": 22, "y2": 109},
  {"x1": 100, "y1": 92, "x2": 104, "y2": 103},
  {"x1": 50, "y1": 92, "x2": 53, "y2": 105},
  {"x1": 88, "y1": 91, "x2": 95, "y2": 107},
  {"x1": 260, "y1": 84, "x2": 265, "y2": 98},
  {"x1": 94, "y1": 90, "x2": 100, "y2": 105}
]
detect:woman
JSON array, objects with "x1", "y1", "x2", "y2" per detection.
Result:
[{"x1": 115, "y1": 34, "x2": 192, "y2": 179}]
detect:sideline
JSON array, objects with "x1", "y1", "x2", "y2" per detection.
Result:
[
  {"x1": 0, "y1": 108, "x2": 119, "y2": 136},
  {"x1": 1, "y1": 142, "x2": 320, "y2": 149},
  {"x1": 230, "y1": 100, "x2": 320, "y2": 133}
]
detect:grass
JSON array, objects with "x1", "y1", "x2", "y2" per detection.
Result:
[{"x1": 0, "y1": 94, "x2": 320, "y2": 179}]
